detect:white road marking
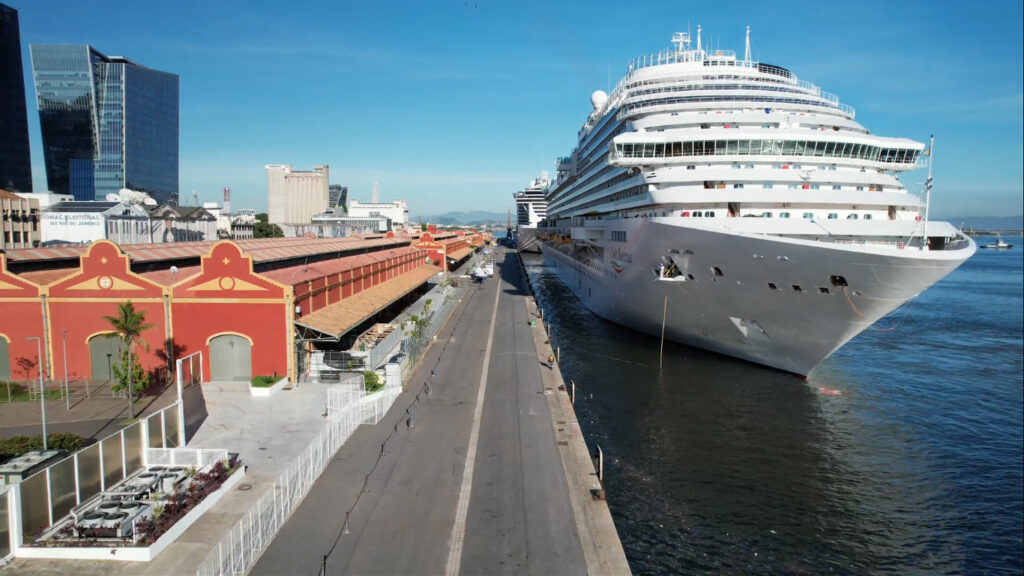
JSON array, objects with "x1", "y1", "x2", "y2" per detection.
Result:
[{"x1": 445, "y1": 272, "x2": 503, "y2": 576}]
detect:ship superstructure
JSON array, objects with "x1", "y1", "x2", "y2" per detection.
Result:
[
  {"x1": 539, "y1": 27, "x2": 975, "y2": 375},
  {"x1": 514, "y1": 172, "x2": 550, "y2": 252}
]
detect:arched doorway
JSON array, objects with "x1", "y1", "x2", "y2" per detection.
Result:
[
  {"x1": 89, "y1": 334, "x2": 124, "y2": 381},
  {"x1": 0, "y1": 337, "x2": 10, "y2": 381},
  {"x1": 209, "y1": 334, "x2": 252, "y2": 381}
]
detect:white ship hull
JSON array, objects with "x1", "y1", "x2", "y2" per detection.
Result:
[{"x1": 540, "y1": 219, "x2": 975, "y2": 376}]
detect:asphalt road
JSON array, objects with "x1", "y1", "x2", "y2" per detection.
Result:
[{"x1": 252, "y1": 249, "x2": 585, "y2": 576}]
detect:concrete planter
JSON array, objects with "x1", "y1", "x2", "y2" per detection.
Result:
[
  {"x1": 249, "y1": 377, "x2": 287, "y2": 397},
  {"x1": 15, "y1": 466, "x2": 247, "y2": 562}
]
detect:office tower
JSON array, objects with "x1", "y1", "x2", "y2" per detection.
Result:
[
  {"x1": 328, "y1": 184, "x2": 348, "y2": 209},
  {"x1": 30, "y1": 44, "x2": 178, "y2": 203},
  {"x1": 0, "y1": 3, "x2": 32, "y2": 192}
]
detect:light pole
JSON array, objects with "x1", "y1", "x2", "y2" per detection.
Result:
[
  {"x1": 106, "y1": 353, "x2": 112, "y2": 382},
  {"x1": 61, "y1": 329, "x2": 69, "y2": 410},
  {"x1": 26, "y1": 337, "x2": 47, "y2": 450}
]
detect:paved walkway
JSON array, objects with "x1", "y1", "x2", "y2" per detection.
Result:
[
  {"x1": 251, "y1": 248, "x2": 619, "y2": 575},
  {"x1": 0, "y1": 385, "x2": 179, "y2": 441}
]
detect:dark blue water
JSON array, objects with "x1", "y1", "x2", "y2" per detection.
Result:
[{"x1": 523, "y1": 237, "x2": 1023, "y2": 575}]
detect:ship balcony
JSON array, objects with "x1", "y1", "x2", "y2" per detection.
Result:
[{"x1": 571, "y1": 227, "x2": 604, "y2": 243}]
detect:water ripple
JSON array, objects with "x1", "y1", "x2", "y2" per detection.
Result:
[{"x1": 523, "y1": 243, "x2": 1023, "y2": 575}]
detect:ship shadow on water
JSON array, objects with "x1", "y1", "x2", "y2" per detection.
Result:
[{"x1": 520, "y1": 252, "x2": 974, "y2": 574}]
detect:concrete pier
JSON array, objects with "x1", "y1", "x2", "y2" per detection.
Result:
[{"x1": 252, "y1": 247, "x2": 629, "y2": 575}]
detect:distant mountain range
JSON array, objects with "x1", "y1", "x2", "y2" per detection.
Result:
[
  {"x1": 413, "y1": 211, "x2": 508, "y2": 226},
  {"x1": 950, "y1": 215, "x2": 1023, "y2": 231}
]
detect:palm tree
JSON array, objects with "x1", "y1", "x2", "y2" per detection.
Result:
[{"x1": 103, "y1": 301, "x2": 154, "y2": 419}]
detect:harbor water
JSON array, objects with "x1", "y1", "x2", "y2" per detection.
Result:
[{"x1": 521, "y1": 238, "x2": 1023, "y2": 574}]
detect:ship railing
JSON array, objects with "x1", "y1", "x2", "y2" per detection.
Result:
[
  {"x1": 617, "y1": 97, "x2": 854, "y2": 121},
  {"x1": 627, "y1": 49, "x2": 747, "y2": 72}
]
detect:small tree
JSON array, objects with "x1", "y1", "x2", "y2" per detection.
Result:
[
  {"x1": 111, "y1": 348, "x2": 148, "y2": 396},
  {"x1": 363, "y1": 370, "x2": 382, "y2": 392},
  {"x1": 103, "y1": 301, "x2": 155, "y2": 419}
]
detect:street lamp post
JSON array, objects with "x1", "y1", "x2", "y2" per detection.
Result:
[
  {"x1": 106, "y1": 353, "x2": 112, "y2": 382},
  {"x1": 26, "y1": 337, "x2": 47, "y2": 450},
  {"x1": 61, "y1": 329, "x2": 69, "y2": 410}
]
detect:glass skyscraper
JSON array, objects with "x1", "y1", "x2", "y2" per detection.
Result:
[
  {"x1": 0, "y1": 2, "x2": 32, "y2": 192},
  {"x1": 30, "y1": 44, "x2": 178, "y2": 203}
]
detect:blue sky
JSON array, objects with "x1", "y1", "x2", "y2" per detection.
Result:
[{"x1": 12, "y1": 0, "x2": 1023, "y2": 218}]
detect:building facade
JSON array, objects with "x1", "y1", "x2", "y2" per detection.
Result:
[
  {"x1": 0, "y1": 3, "x2": 32, "y2": 193},
  {"x1": 39, "y1": 201, "x2": 215, "y2": 245},
  {"x1": 13, "y1": 191, "x2": 73, "y2": 210},
  {"x1": 348, "y1": 199, "x2": 409, "y2": 231},
  {"x1": 266, "y1": 164, "x2": 329, "y2": 226},
  {"x1": 0, "y1": 236, "x2": 442, "y2": 384},
  {"x1": 0, "y1": 189, "x2": 40, "y2": 249},
  {"x1": 30, "y1": 44, "x2": 179, "y2": 203}
]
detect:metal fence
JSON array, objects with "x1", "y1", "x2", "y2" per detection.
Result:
[
  {"x1": 398, "y1": 282, "x2": 464, "y2": 375},
  {"x1": 2, "y1": 401, "x2": 184, "y2": 553},
  {"x1": 176, "y1": 351, "x2": 203, "y2": 391},
  {"x1": 145, "y1": 448, "x2": 227, "y2": 468},
  {"x1": 195, "y1": 376, "x2": 403, "y2": 576}
]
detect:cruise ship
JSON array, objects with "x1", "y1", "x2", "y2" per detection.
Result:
[
  {"x1": 538, "y1": 27, "x2": 975, "y2": 376},
  {"x1": 514, "y1": 172, "x2": 550, "y2": 252}
]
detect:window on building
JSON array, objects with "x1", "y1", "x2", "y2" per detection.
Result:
[
  {"x1": 828, "y1": 213, "x2": 838, "y2": 219},
  {"x1": 803, "y1": 212, "x2": 814, "y2": 219}
]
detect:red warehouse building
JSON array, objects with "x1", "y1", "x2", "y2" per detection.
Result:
[{"x1": 0, "y1": 236, "x2": 441, "y2": 386}]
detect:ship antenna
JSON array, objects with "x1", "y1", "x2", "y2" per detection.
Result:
[
  {"x1": 696, "y1": 25, "x2": 702, "y2": 54},
  {"x1": 922, "y1": 135, "x2": 934, "y2": 251},
  {"x1": 745, "y1": 26, "x2": 751, "y2": 62}
]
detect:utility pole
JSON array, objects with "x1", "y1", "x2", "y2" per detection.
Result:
[{"x1": 27, "y1": 337, "x2": 47, "y2": 449}]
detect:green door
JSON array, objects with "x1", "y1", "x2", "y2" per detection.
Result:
[
  {"x1": 210, "y1": 335, "x2": 251, "y2": 381},
  {"x1": 0, "y1": 338, "x2": 10, "y2": 381},
  {"x1": 89, "y1": 334, "x2": 124, "y2": 381}
]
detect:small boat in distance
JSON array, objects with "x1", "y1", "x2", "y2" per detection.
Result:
[{"x1": 979, "y1": 236, "x2": 1013, "y2": 250}]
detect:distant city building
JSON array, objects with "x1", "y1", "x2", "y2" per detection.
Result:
[
  {"x1": 266, "y1": 164, "x2": 329, "y2": 226},
  {"x1": 30, "y1": 44, "x2": 179, "y2": 203},
  {"x1": 39, "y1": 201, "x2": 147, "y2": 245},
  {"x1": 39, "y1": 201, "x2": 215, "y2": 245},
  {"x1": 0, "y1": 3, "x2": 32, "y2": 192},
  {"x1": 231, "y1": 213, "x2": 255, "y2": 239},
  {"x1": 12, "y1": 191, "x2": 73, "y2": 210},
  {"x1": 0, "y1": 189, "x2": 40, "y2": 249},
  {"x1": 348, "y1": 199, "x2": 409, "y2": 231},
  {"x1": 147, "y1": 204, "x2": 217, "y2": 242},
  {"x1": 329, "y1": 184, "x2": 348, "y2": 209},
  {"x1": 285, "y1": 207, "x2": 390, "y2": 237},
  {"x1": 202, "y1": 201, "x2": 234, "y2": 238}
]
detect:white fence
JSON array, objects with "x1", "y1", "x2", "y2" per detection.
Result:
[
  {"x1": 195, "y1": 378, "x2": 403, "y2": 576},
  {"x1": 145, "y1": 448, "x2": 228, "y2": 469}
]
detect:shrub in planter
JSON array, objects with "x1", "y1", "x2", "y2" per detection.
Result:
[
  {"x1": 0, "y1": 433, "x2": 84, "y2": 459},
  {"x1": 250, "y1": 375, "x2": 279, "y2": 388}
]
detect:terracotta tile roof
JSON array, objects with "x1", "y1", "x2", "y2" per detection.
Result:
[
  {"x1": 15, "y1": 268, "x2": 78, "y2": 286},
  {"x1": 260, "y1": 246, "x2": 423, "y2": 287},
  {"x1": 138, "y1": 265, "x2": 202, "y2": 286},
  {"x1": 295, "y1": 264, "x2": 440, "y2": 338},
  {"x1": 2, "y1": 237, "x2": 411, "y2": 265},
  {"x1": 446, "y1": 246, "x2": 473, "y2": 260}
]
